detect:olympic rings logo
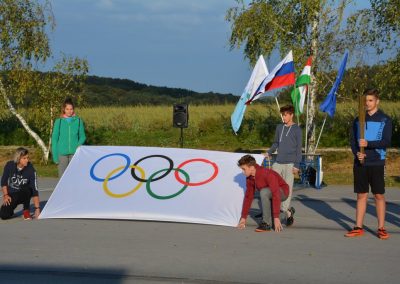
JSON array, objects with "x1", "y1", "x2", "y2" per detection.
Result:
[{"x1": 89, "y1": 153, "x2": 219, "y2": 200}]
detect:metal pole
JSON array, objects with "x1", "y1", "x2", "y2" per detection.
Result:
[
  {"x1": 314, "y1": 113, "x2": 327, "y2": 154},
  {"x1": 180, "y1": 127, "x2": 183, "y2": 148},
  {"x1": 305, "y1": 87, "x2": 309, "y2": 154},
  {"x1": 275, "y1": 97, "x2": 283, "y2": 122}
]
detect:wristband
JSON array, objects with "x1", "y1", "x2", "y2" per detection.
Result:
[{"x1": 35, "y1": 207, "x2": 40, "y2": 210}]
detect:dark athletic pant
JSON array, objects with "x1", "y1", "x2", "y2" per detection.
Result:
[{"x1": 0, "y1": 185, "x2": 32, "y2": 220}]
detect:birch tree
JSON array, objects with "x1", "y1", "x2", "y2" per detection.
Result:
[
  {"x1": 225, "y1": 0, "x2": 398, "y2": 152},
  {"x1": 0, "y1": 0, "x2": 88, "y2": 162}
]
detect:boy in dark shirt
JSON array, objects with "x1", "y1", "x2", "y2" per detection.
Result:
[{"x1": 1, "y1": 147, "x2": 41, "y2": 220}]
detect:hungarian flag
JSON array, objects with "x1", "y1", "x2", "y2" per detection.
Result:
[{"x1": 291, "y1": 57, "x2": 312, "y2": 115}]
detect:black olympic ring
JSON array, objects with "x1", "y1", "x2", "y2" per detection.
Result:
[{"x1": 131, "y1": 155, "x2": 174, "y2": 182}]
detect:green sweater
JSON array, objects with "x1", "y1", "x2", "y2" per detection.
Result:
[{"x1": 51, "y1": 116, "x2": 86, "y2": 163}]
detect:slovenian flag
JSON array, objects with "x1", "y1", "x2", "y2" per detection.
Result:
[
  {"x1": 291, "y1": 56, "x2": 312, "y2": 115},
  {"x1": 246, "y1": 50, "x2": 295, "y2": 104},
  {"x1": 231, "y1": 55, "x2": 269, "y2": 133}
]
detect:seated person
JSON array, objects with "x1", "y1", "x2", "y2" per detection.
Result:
[
  {"x1": 237, "y1": 154, "x2": 295, "y2": 232},
  {"x1": 1, "y1": 147, "x2": 41, "y2": 220}
]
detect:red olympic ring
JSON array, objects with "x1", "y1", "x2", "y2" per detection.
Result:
[{"x1": 174, "y1": 158, "x2": 218, "y2": 186}]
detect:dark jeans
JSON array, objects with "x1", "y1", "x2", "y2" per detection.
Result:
[{"x1": 0, "y1": 185, "x2": 32, "y2": 220}]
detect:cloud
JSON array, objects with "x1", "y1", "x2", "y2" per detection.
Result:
[
  {"x1": 85, "y1": 0, "x2": 228, "y2": 35},
  {"x1": 91, "y1": 0, "x2": 229, "y2": 26},
  {"x1": 96, "y1": 0, "x2": 115, "y2": 10}
]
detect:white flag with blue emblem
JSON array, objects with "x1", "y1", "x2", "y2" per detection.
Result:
[{"x1": 231, "y1": 55, "x2": 268, "y2": 134}]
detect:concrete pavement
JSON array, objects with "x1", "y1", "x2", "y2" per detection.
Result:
[{"x1": 0, "y1": 178, "x2": 399, "y2": 283}]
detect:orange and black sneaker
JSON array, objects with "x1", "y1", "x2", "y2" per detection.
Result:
[
  {"x1": 255, "y1": 222, "x2": 272, "y2": 232},
  {"x1": 344, "y1": 226, "x2": 364, "y2": 237},
  {"x1": 377, "y1": 228, "x2": 389, "y2": 240}
]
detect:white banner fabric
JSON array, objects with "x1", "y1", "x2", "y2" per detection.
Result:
[{"x1": 39, "y1": 146, "x2": 265, "y2": 227}]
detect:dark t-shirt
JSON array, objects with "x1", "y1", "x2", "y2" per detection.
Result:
[{"x1": 1, "y1": 161, "x2": 39, "y2": 196}]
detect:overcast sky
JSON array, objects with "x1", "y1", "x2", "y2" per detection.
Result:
[{"x1": 49, "y1": 0, "x2": 383, "y2": 95}]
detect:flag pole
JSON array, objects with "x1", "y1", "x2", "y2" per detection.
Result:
[
  {"x1": 275, "y1": 97, "x2": 284, "y2": 122},
  {"x1": 295, "y1": 94, "x2": 300, "y2": 126},
  {"x1": 359, "y1": 95, "x2": 366, "y2": 164},
  {"x1": 314, "y1": 113, "x2": 327, "y2": 154},
  {"x1": 304, "y1": 87, "x2": 309, "y2": 154}
]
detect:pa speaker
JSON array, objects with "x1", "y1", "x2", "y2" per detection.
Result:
[{"x1": 173, "y1": 104, "x2": 188, "y2": 128}]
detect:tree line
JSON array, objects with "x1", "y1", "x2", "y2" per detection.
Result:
[{"x1": 82, "y1": 76, "x2": 238, "y2": 106}]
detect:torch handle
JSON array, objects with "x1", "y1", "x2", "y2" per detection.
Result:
[{"x1": 359, "y1": 95, "x2": 366, "y2": 164}]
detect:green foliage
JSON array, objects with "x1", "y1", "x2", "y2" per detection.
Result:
[
  {"x1": 226, "y1": 0, "x2": 347, "y2": 67},
  {"x1": 345, "y1": 0, "x2": 399, "y2": 54},
  {"x1": 0, "y1": 0, "x2": 53, "y2": 69}
]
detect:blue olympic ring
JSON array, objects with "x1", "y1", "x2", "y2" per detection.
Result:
[{"x1": 90, "y1": 153, "x2": 131, "y2": 182}]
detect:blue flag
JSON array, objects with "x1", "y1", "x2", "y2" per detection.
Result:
[{"x1": 319, "y1": 52, "x2": 348, "y2": 118}]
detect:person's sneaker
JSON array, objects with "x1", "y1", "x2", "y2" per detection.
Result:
[
  {"x1": 23, "y1": 210, "x2": 32, "y2": 220},
  {"x1": 344, "y1": 227, "x2": 364, "y2": 237},
  {"x1": 286, "y1": 207, "x2": 295, "y2": 226},
  {"x1": 255, "y1": 222, "x2": 271, "y2": 232},
  {"x1": 377, "y1": 227, "x2": 389, "y2": 240}
]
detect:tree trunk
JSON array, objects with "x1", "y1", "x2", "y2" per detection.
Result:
[
  {"x1": 0, "y1": 79, "x2": 49, "y2": 162},
  {"x1": 47, "y1": 106, "x2": 55, "y2": 162},
  {"x1": 306, "y1": 9, "x2": 320, "y2": 154}
]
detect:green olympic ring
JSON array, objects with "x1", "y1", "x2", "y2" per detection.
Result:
[{"x1": 146, "y1": 168, "x2": 190, "y2": 200}]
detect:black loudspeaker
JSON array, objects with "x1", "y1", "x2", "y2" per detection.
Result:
[{"x1": 173, "y1": 104, "x2": 189, "y2": 128}]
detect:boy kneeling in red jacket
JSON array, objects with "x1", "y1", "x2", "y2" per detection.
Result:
[{"x1": 237, "y1": 155, "x2": 295, "y2": 232}]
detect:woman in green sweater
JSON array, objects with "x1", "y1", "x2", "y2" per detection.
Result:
[{"x1": 51, "y1": 98, "x2": 86, "y2": 178}]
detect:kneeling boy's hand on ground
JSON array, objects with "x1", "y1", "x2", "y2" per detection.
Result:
[
  {"x1": 237, "y1": 218, "x2": 246, "y2": 229},
  {"x1": 274, "y1": 218, "x2": 283, "y2": 232},
  {"x1": 34, "y1": 208, "x2": 40, "y2": 219}
]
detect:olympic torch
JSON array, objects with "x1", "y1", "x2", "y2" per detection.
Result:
[{"x1": 359, "y1": 95, "x2": 366, "y2": 164}]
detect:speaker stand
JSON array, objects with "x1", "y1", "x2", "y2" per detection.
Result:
[{"x1": 179, "y1": 127, "x2": 184, "y2": 148}]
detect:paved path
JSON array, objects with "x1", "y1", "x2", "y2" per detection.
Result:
[{"x1": 1, "y1": 178, "x2": 399, "y2": 283}]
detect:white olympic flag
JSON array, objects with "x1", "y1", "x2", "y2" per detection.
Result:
[{"x1": 39, "y1": 146, "x2": 265, "y2": 227}]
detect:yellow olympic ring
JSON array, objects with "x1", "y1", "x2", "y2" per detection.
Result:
[{"x1": 103, "y1": 165, "x2": 145, "y2": 198}]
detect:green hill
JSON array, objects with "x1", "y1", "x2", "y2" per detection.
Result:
[{"x1": 82, "y1": 75, "x2": 239, "y2": 106}]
